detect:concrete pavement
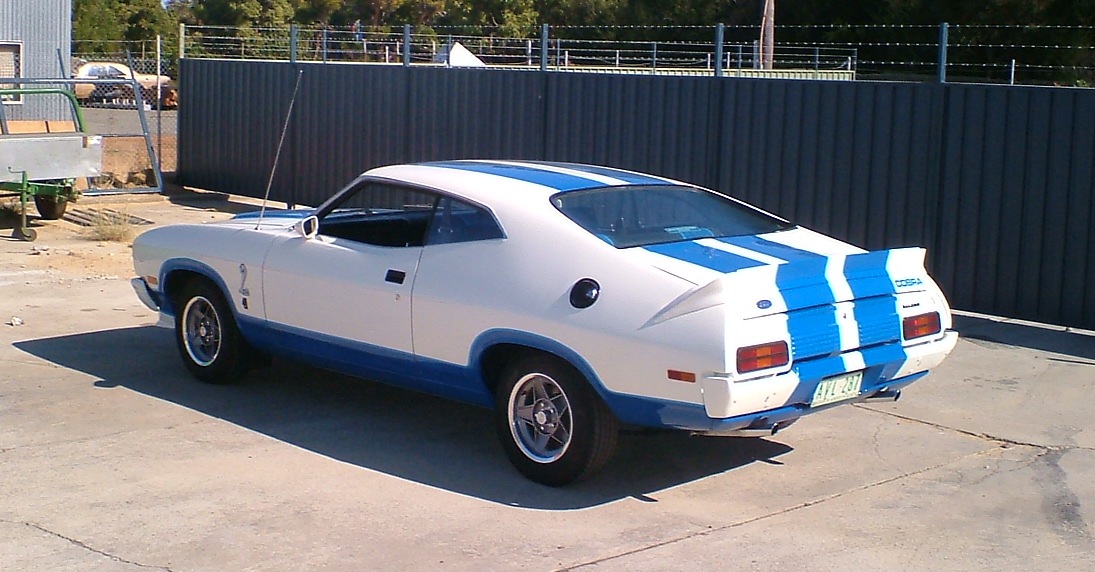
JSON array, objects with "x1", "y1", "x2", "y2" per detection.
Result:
[{"x1": 1, "y1": 203, "x2": 1092, "y2": 571}]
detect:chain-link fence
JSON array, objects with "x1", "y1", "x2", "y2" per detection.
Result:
[{"x1": 70, "y1": 40, "x2": 177, "y2": 186}]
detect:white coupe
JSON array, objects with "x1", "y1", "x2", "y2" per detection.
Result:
[{"x1": 132, "y1": 161, "x2": 958, "y2": 485}]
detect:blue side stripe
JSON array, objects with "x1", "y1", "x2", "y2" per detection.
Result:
[
  {"x1": 529, "y1": 162, "x2": 673, "y2": 186},
  {"x1": 644, "y1": 241, "x2": 767, "y2": 273},
  {"x1": 719, "y1": 235, "x2": 826, "y2": 263},
  {"x1": 424, "y1": 161, "x2": 605, "y2": 191}
]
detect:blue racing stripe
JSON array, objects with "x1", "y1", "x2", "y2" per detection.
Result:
[
  {"x1": 719, "y1": 235, "x2": 826, "y2": 263},
  {"x1": 424, "y1": 161, "x2": 605, "y2": 191},
  {"x1": 644, "y1": 241, "x2": 767, "y2": 273},
  {"x1": 777, "y1": 258, "x2": 840, "y2": 361},
  {"x1": 844, "y1": 251, "x2": 903, "y2": 348},
  {"x1": 530, "y1": 162, "x2": 674, "y2": 186},
  {"x1": 844, "y1": 250, "x2": 897, "y2": 298}
]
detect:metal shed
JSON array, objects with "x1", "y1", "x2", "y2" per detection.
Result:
[{"x1": 0, "y1": 0, "x2": 72, "y2": 119}]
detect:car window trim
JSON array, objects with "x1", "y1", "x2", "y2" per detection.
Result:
[{"x1": 314, "y1": 174, "x2": 507, "y2": 240}]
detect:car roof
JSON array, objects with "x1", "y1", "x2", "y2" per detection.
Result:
[{"x1": 364, "y1": 160, "x2": 682, "y2": 207}]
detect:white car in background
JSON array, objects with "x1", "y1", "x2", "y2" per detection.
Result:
[
  {"x1": 73, "y1": 61, "x2": 177, "y2": 108},
  {"x1": 131, "y1": 161, "x2": 958, "y2": 485}
]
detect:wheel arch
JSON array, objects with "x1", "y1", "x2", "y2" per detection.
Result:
[
  {"x1": 159, "y1": 259, "x2": 236, "y2": 318},
  {"x1": 471, "y1": 329, "x2": 613, "y2": 408}
]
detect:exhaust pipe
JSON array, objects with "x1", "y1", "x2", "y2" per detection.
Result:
[
  {"x1": 864, "y1": 389, "x2": 901, "y2": 402},
  {"x1": 699, "y1": 418, "x2": 799, "y2": 438}
]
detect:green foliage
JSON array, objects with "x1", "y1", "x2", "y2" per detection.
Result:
[
  {"x1": 71, "y1": 0, "x2": 1095, "y2": 84},
  {"x1": 73, "y1": 0, "x2": 128, "y2": 52}
]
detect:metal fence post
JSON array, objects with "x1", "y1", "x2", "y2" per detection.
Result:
[
  {"x1": 540, "y1": 24, "x2": 549, "y2": 71},
  {"x1": 290, "y1": 24, "x2": 298, "y2": 63},
  {"x1": 403, "y1": 25, "x2": 411, "y2": 66},
  {"x1": 714, "y1": 24, "x2": 725, "y2": 78},
  {"x1": 157, "y1": 35, "x2": 163, "y2": 171},
  {"x1": 322, "y1": 28, "x2": 328, "y2": 63},
  {"x1": 652, "y1": 42, "x2": 658, "y2": 73},
  {"x1": 814, "y1": 47, "x2": 820, "y2": 79},
  {"x1": 179, "y1": 23, "x2": 186, "y2": 59},
  {"x1": 938, "y1": 22, "x2": 948, "y2": 83}
]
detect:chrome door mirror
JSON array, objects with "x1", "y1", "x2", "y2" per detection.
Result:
[{"x1": 296, "y1": 215, "x2": 319, "y2": 239}]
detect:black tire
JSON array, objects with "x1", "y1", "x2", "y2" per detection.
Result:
[
  {"x1": 494, "y1": 355, "x2": 618, "y2": 486},
  {"x1": 173, "y1": 279, "x2": 248, "y2": 384},
  {"x1": 33, "y1": 195, "x2": 68, "y2": 220}
]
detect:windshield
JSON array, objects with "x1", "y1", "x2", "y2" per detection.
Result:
[{"x1": 552, "y1": 185, "x2": 792, "y2": 248}]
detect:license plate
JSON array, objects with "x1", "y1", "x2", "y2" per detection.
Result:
[{"x1": 811, "y1": 371, "x2": 864, "y2": 407}]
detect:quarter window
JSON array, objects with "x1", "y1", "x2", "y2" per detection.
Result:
[{"x1": 426, "y1": 196, "x2": 504, "y2": 245}]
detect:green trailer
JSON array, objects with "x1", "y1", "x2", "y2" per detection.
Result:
[{"x1": 0, "y1": 88, "x2": 103, "y2": 241}]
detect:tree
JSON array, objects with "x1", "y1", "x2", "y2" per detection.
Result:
[{"x1": 73, "y1": 0, "x2": 128, "y2": 53}]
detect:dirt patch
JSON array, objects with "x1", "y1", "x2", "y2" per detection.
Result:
[{"x1": 0, "y1": 192, "x2": 261, "y2": 281}]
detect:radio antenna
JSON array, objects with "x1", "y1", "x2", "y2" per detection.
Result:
[{"x1": 255, "y1": 69, "x2": 304, "y2": 230}]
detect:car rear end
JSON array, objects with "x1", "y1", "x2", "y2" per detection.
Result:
[
  {"x1": 689, "y1": 245, "x2": 957, "y2": 435},
  {"x1": 552, "y1": 181, "x2": 956, "y2": 435}
]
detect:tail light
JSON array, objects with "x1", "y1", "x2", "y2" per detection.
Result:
[
  {"x1": 737, "y1": 341, "x2": 789, "y2": 374},
  {"x1": 903, "y1": 312, "x2": 941, "y2": 340}
]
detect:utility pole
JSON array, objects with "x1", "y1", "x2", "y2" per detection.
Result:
[{"x1": 759, "y1": 0, "x2": 775, "y2": 69}]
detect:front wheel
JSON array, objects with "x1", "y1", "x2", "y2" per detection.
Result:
[
  {"x1": 495, "y1": 355, "x2": 618, "y2": 486},
  {"x1": 174, "y1": 280, "x2": 248, "y2": 384}
]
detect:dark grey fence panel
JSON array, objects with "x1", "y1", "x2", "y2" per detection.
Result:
[
  {"x1": 179, "y1": 59, "x2": 301, "y2": 199},
  {"x1": 404, "y1": 67, "x2": 546, "y2": 163},
  {"x1": 543, "y1": 73, "x2": 722, "y2": 187},
  {"x1": 177, "y1": 59, "x2": 1095, "y2": 329},
  {"x1": 717, "y1": 80, "x2": 942, "y2": 252},
  {"x1": 934, "y1": 85, "x2": 1095, "y2": 327},
  {"x1": 289, "y1": 64, "x2": 411, "y2": 203}
]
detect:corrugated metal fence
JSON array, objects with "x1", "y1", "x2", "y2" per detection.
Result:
[{"x1": 178, "y1": 59, "x2": 1095, "y2": 330}]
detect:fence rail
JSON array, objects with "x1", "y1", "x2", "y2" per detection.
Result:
[{"x1": 161, "y1": 23, "x2": 1095, "y2": 85}]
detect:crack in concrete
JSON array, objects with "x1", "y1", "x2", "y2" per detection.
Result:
[
  {"x1": 555, "y1": 449, "x2": 995, "y2": 571},
  {"x1": 852, "y1": 405, "x2": 1095, "y2": 452},
  {"x1": 0, "y1": 428, "x2": 150, "y2": 455},
  {"x1": 1031, "y1": 449, "x2": 1094, "y2": 546},
  {"x1": 2, "y1": 520, "x2": 173, "y2": 571}
]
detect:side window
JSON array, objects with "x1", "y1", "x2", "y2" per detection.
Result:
[
  {"x1": 426, "y1": 196, "x2": 504, "y2": 246},
  {"x1": 317, "y1": 183, "x2": 438, "y2": 247}
]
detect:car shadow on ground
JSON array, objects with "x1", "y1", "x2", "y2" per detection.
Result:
[
  {"x1": 953, "y1": 314, "x2": 1095, "y2": 361},
  {"x1": 14, "y1": 326, "x2": 792, "y2": 509}
]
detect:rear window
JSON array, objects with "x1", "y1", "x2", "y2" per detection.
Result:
[{"x1": 552, "y1": 185, "x2": 791, "y2": 248}]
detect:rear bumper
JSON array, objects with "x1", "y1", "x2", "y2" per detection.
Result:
[{"x1": 673, "y1": 330, "x2": 958, "y2": 434}]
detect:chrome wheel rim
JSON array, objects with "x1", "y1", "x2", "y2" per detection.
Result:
[
  {"x1": 182, "y1": 296, "x2": 221, "y2": 367},
  {"x1": 508, "y1": 373, "x2": 573, "y2": 463}
]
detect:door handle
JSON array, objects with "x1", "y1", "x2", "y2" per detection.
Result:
[{"x1": 385, "y1": 269, "x2": 406, "y2": 284}]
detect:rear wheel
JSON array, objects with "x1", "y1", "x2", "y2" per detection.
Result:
[
  {"x1": 174, "y1": 280, "x2": 248, "y2": 384},
  {"x1": 495, "y1": 355, "x2": 618, "y2": 486},
  {"x1": 33, "y1": 195, "x2": 68, "y2": 220}
]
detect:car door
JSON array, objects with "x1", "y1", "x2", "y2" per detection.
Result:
[{"x1": 261, "y1": 182, "x2": 438, "y2": 361}]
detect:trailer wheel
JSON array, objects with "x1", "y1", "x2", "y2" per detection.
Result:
[
  {"x1": 34, "y1": 195, "x2": 68, "y2": 220},
  {"x1": 13, "y1": 227, "x2": 37, "y2": 242}
]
